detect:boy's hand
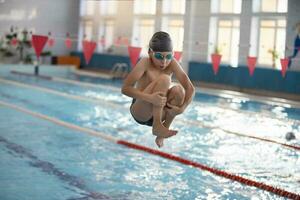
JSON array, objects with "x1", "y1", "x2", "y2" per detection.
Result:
[
  {"x1": 165, "y1": 103, "x2": 184, "y2": 116},
  {"x1": 150, "y1": 92, "x2": 167, "y2": 107}
]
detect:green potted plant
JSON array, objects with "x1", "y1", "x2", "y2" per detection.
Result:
[
  {"x1": 0, "y1": 27, "x2": 32, "y2": 64},
  {"x1": 268, "y1": 48, "x2": 279, "y2": 68}
]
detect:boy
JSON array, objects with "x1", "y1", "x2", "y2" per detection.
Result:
[{"x1": 121, "y1": 31, "x2": 195, "y2": 147}]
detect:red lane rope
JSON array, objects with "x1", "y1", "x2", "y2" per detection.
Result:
[{"x1": 118, "y1": 140, "x2": 300, "y2": 199}]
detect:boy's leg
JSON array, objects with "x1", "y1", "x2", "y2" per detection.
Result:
[
  {"x1": 150, "y1": 74, "x2": 178, "y2": 137},
  {"x1": 130, "y1": 74, "x2": 177, "y2": 138},
  {"x1": 130, "y1": 80, "x2": 158, "y2": 122},
  {"x1": 164, "y1": 85, "x2": 185, "y2": 128},
  {"x1": 155, "y1": 84, "x2": 185, "y2": 147}
]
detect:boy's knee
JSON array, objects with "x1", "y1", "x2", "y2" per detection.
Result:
[
  {"x1": 168, "y1": 85, "x2": 185, "y2": 105},
  {"x1": 174, "y1": 85, "x2": 185, "y2": 95}
]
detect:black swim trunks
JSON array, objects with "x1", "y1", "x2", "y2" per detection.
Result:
[{"x1": 130, "y1": 98, "x2": 153, "y2": 127}]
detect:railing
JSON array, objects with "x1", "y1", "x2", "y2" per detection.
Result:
[{"x1": 110, "y1": 63, "x2": 129, "y2": 79}]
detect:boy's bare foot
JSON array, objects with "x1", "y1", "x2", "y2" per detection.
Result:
[
  {"x1": 155, "y1": 137, "x2": 164, "y2": 148},
  {"x1": 152, "y1": 125, "x2": 177, "y2": 138}
]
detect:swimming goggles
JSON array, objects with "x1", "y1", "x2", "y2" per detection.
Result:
[{"x1": 150, "y1": 48, "x2": 173, "y2": 60}]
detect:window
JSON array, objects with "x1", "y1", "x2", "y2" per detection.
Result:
[
  {"x1": 258, "y1": 19, "x2": 286, "y2": 68},
  {"x1": 216, "y1": 19, "x2": 240, "y2": 66},
  {"x1": 161, "y1": 0, "x2": 185, "y2": 51},
  {"x1": 134, "y1": 0, "x2": 156, "y2": 15},
  {"x1": 132, "y1": 19, "x2": 155, "y2": 55},
  {"x1": 133, "y1": 0, "x2": 156, "y2": 55},
  {"x1": 250, "y1": 0, "x2": 288, "y2": 68},
  {"x1": 99, "y1": 0, "x2": 117, "y2": 15},
  {"x1": 79, "y1": 0, "x2": 118, "y2": 52},
  {"x1": 211, "y1": 0, "x2": 242, "y2": 14},
  {"x1": 162, "y1": 0, "x2": 186, "y2": 14},
  {"x1": 253, "y1": 0, "x2": 288, "y2": 13},
  {"x1": 98, "y1": 20, "x2": 115, "y2": 51},
  {"x1": 80, "y1": 0, "x2": 95, "y2": 16},
  {"x1": 162, "y1": 19, "x2": 184, "y2": 51},
  {"x1": 209, "y1": 0, "x2": 241, "y2": 67},
  {"x1": 83, "y1": 21, "x2": 93, "y2": 40},
  {"x1": 78, "y1": 20, "x2": 93, "y2": 50}
]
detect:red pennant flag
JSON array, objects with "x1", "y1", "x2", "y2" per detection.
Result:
[
  {"x1": 48, "y1": 38, "x2": 55, "y2": 47},
  {"x1": 128, "y1": 46, "x2": 142, "y2": 67},
  {"x1": 280, "y1": 58, "x2": 289, "y2": 78},
  {"x1": 247, "y1": 56, "x2": 257, "y2": 76},
  {"x1": 211, "y1": 53, "x2": 222, "y2": 75},
  {"x1": 82, "y1": 40, "x2": 97, "y2": 65},
  {"x1": 32, "y1": 35, "x2": 48, "y2": 59},
  {"x1": 127, "y1": 46, "x2": 142, "y2": 68},
  {"x1": 65, "y1": 38, "x2": 72, "y2": 49},
  {"x1": 11, "y1": 38, "x2": 18, "y2": 46},
  {"x1": 174, "y1": 51, "x2": 182, "y2": 62}
]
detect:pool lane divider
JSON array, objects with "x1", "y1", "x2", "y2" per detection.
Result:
[
  {"x1": 0, "y1": 100, "x2": 299, "y2": 199},
  {"x1": 0, "y1": 77, "x2": 119, "y2": 108},
  {"x1": 0, "y1": 100, "x2": 118, "y2": 143},
  {"x1": 11, "y1": 70, "x2": 119, "y2": 92},
  {"x1": 117, "y1": 140, "x2": 300, "y2": 200},
  {"x1": 186, "y1": 120, "x2": 300, "y2": 151},
  {"x1": 1, "y1": 76, "x2": 300, "y2": 152},
  {"x1": 0, "y1": 136, "x2": 111, "y2": 200},
  {"x1": 11, "y1": 70, "x2": 53, "y2": 80}
]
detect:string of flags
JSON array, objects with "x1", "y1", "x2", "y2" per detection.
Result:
[
  {"x1": 210, "y1": 53, "x2": 290, "y2": 78},
  {"x1": 4, "y1": 29, "x2": 297, "y2": 49},
  {"x1": 29, "y1": 34, "x2": 289, "y2": 78}
]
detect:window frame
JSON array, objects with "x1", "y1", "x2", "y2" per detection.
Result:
[
  {"x1": 256, "y1": 17, "x2": 287, "y2": 68},
  {"x1": 161, "y1": 0, "x2": 186, "y2": 52}
]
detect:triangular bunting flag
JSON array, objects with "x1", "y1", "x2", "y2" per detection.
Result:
[
  {"x1": 11, "y1": 38, "x2": 18, "y2": 46},
  {"x1": 65, "y1": 38, "x2": 72, "y2": 49},
  {"x1": 65, "y1": 33, "x2": 72, "y2": 48},
  {"x1": 48, "y1": 38, "x2": 55, "y2": 47},
  {"x1": 247, "y1": 56, "x2": 257, "y2": 76},
  {"x1": 128, "y1": 46, "x2": 142, "y2": 68},
  {"x1": 32, "y1": 35, "x2": 48, "y2": 59},
  {"x1": 82, "y1": 40, "x2": 97, "y2": 65},
  {"x1": 280, "y1": 58, "x2": 289, "y2": 78},
  {"x1": 174, "y1": 51, "x2": 182, "y2": 62},
  {"x1": 211, "y1": 53, "x2": 222, "y2": 75}
]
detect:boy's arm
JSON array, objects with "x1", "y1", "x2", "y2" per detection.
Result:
[
  {"x1": 172, "y1": 60, "x2": 195, "y2": 111},
  {"x1": 121, "y1": 58, "x2": 152, "y2": 103}
]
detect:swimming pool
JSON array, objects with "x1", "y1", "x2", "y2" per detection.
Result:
[{"x1": 0, "y1": 64, "x2": 299, "y2": 200}]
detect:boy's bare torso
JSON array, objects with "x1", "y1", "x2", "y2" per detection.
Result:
[{"x1": 136, "y1": 57, "x2": 173, "y2": 91}]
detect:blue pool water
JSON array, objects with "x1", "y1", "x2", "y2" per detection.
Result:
[{"x1": 0, "y1": 64, "x2": 299, "y2": 199}]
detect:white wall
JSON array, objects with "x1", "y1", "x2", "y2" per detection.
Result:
[{"x1": 0, "y1": 0, "x2": 80, "y2": 55}]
